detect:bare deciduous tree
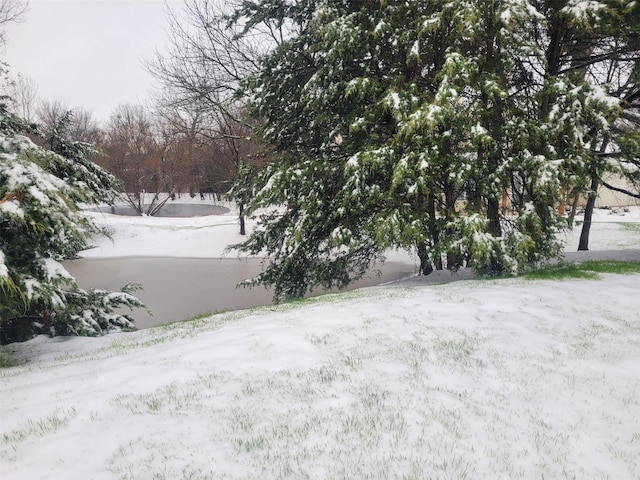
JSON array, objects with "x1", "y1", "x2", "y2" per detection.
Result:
[
  {"x1": 36, "y1": 99, "x2": 102, "y2": 151},
  {"x1": 147, "y1": 0, "x2": 277, "y2": 232},
  {"x1": 69, "y1": 107, "x2": 102, "y2": 145},
  {"x1": 35, "y1": 98, "x2": 70, "y2": 151},
  {"x1": 0, "y1": 0, "x2": 27, "y2": 48},
  {"x1": 154, "y1": 105, "x2": 214, "y2": 198},
  {"x1": 147, "y1": 0, "x2": 263, "y2": 118},
  {"x1": 102, "y1": 103, "x2": 170, "y2": 215},
  {"x1": 5, "y1": 71, "x2": 37, "y2": 121}
]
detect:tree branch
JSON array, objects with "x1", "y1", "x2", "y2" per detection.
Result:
[{"x1": 601, "y1": 180, "x2": 640, "y2": 199}]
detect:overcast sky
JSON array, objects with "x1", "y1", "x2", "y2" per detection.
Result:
[{"x1": 4, "y1": 0, "x2": 181, "y2": 123}]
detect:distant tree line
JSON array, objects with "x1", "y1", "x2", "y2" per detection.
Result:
[{"x1": 4, "y1": 86, "x2": 270, "y2": 217}]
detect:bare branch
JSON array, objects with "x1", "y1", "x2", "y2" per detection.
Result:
[
  {"x1": 0, "y1": 0, "x2": 28, "y2": 47},
  {"x1": 602, "y1": 180, "x2": 640, "y2": 199}
]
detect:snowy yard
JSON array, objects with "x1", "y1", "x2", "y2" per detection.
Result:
[{"x1": 1, "y1": 201, "x2": 639, "y2": 479}]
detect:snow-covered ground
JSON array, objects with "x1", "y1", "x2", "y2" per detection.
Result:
[
  {"x1": 79, "y1": 198, "x2": 640, "y2": 258},
  {"x1": 80, "y1": 198, "x2": 246, "y2": 259},
  {"x1": 1, "y1": 199, "x2": 640, "y2": 479}
]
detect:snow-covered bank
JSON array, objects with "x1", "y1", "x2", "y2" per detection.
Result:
[
  {"x1": 2, "y1": 274, "x2": 640, "y2": 479},
  {"x1": 80, "y1": 199, "x2": 640, "y2": 259},
  {"x1": 80, "y1": 199, "x2": 245, "y2": 259}
]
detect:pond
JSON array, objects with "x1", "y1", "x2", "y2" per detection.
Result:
[
  {"x1": 63, "y1": 256, "x2": 419, "y2": 329},
  {"x1": 89, "y1": 203, "x2": 230, "y2": 217}
]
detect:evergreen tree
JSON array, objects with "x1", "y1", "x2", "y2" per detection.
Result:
[
  {"x1": 537, "y1": 0, "x2": 640, "y2": 249},
  {"x1": 0, "y1": 99, "x2": 145, "y2": 343},
  {"x1": 231, "y1": 0, "x2": 631, "y2": 301}
]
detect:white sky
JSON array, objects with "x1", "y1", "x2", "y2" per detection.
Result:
[{"x1": 3, "y1": 0, "x2": 181, "y2": 123}]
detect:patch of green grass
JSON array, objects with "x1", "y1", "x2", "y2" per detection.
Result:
[
  {"x1": 524, "y1": 264, "x2": 600, "y2": 281},
  {"x1": 579, "y1": 260, "x2": 640, "y2": 274},
  {"x1": 112, "y1": 382, "x2": 201, "y2": 415},
  {"x1": 619, "y1": 223, "x2": 640, "y2": 233},
  {"x1": 0, "y1": 352, "x2": 21, "y2": 368},
  {"x1": 2, "y1": 407, "x2": 77, "y2": 444},
  {"x1": 525, "y1": 260, "x2": 640, "y2": 281}
]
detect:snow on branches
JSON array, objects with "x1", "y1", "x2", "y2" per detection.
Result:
[
  {"x1": 229, "y1": 0, "x2": 636, "y2": 298},
  {"x1": 0, "y1": 103, "x2": 145, "y2": 342}
]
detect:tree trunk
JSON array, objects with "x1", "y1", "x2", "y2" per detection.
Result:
[
  {"x1": 545, "y1": 16, "x2": 565, "y2": 77},
  {"x1": 427, "y1": 194, "x2": 443, "y2": 270},
  {"x1": 567, "y1": 192, "x2": 580, "y2": 227},
  {"x1": 417, "y1": 243, "x2": 433, "y2": 275},
  {"x1": 443, "y1": 181, "x2": 461, "y2": 269},
  {"x1": 487, "y1": 196, "x2": 502, "y2": 237},
  {"x1": 578, "y1": 176, "x2": 598, "y2": 251},
  {"x1": 239, "y1": 202, "x2": 246, "y2": 236}
]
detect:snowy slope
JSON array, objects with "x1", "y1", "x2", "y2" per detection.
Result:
[{"x1": 1, "y1": 200, "x2": 639, "y2": 479}]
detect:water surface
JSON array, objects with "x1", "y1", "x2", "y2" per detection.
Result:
[
  {"x1": 64, "y1": 257, "x2": 418, "y2": 329},
  {"x1": 88, "y1": 203, "x2": 230, "y2": 217}
]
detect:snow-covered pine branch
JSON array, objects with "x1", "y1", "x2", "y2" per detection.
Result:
[{"x1": 0, "y1": 101, "x2": 145, "y2": 343}]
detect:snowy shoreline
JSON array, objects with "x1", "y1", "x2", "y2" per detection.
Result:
[{"x1": 79, "y1": 199, "x2": 640, "y2": 260}]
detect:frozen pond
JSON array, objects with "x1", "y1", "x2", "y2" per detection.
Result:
[
  {"x1": 89, "y1": 203, "x2": 230, "y2": 217},
  {"x1": 63, "y1": 256, "x2": 418, "y2": 329}
]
